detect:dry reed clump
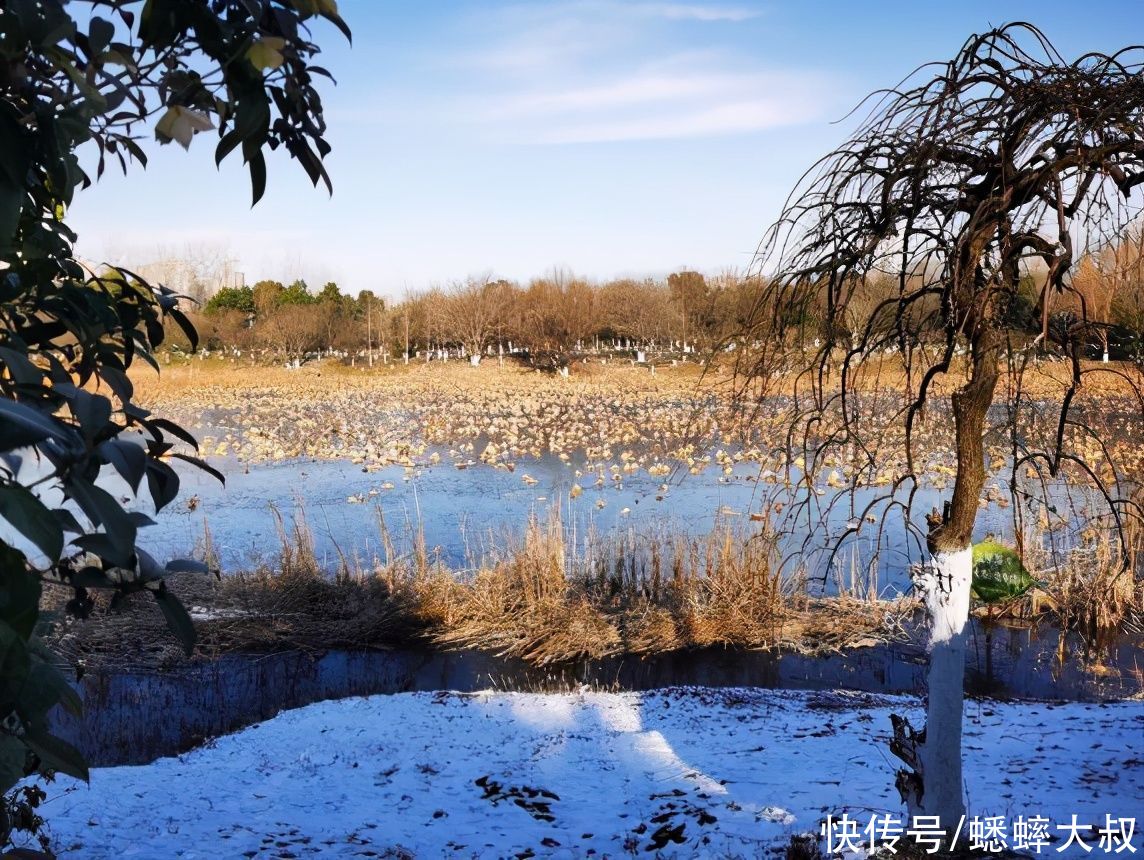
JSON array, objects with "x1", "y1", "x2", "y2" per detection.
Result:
[
  {"x1": 966, "y1": 513, "x2": 1144, "y2": 670},
  {"x1": 781, "y1": 597, "x2": 917, "y2": 653},
  {"x1": 40, "y1": 572, "x2": 224, "y2": 670},
  {"x1": 1026, "y1": 516, "x2": 1144, "y2": 652},
  {"x1": 194, "y1": 507, "x2": 431, "y2": 655},
  {"x1": 430, "y1": 517, "x2": 623, "y2": 664},
  {"x1": 633, "y1": 529, "x2": 784, "y2": 651},
  {"x1": 772, "y1": 551, "x2": 920, "y2": 653},
  {"x1": 199, "y1": 566, "x2": 426, "y2": 656},
  {"x1": 39, "y1": 511, "x2": 917, "y2": 669},
  {"x1": 38, "y1": 510, "x2": 432, "y2": 667},
  {"x1": 425, "y1": 519, "x2": 909, "y2": 664}
]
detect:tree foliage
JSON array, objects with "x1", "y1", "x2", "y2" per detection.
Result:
[
  {"x1": 205, "y1": 285, "x2": 256, "y2": 315},
  {"x1": 0, "y1": 0, "x2": 347, "y2": 809}
]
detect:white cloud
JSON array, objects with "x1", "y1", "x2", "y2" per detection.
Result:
[
  {"x1": 450, "y1": 1, "x2": 762, "y2": 72},
  {"x1": 482, "y1": 69, "x2": 814, "y2": 116},
  {"x1": 535, "y1": 97, "x2": 820, "y2": 143},
  {"x1": 629, "y1": 3, "x2": 762, "y2": 22},
  {"x1": 487, "y1": 72, "x2": 751, "y2": 115},
  {"x1": 380, "y1": 0, "x2": 831, "y2": 144},
  {"x1": 450, "y1": 18, "x2": 603, "y2": 72},
  {"x1": 464, "y1": 61, "x2": 832, "y2": 143}
]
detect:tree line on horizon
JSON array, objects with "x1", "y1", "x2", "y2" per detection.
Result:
[
  {"x1": 160, "y1": 222, "x2": 1144, "y2": 364},
  {"x1": 171, "y1": 268, "x2": 757, "y2": 361}
]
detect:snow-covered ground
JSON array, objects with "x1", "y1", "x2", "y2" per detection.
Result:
[{"x1": 29, "y1": 688, "x2": 1144, "y2": 858}]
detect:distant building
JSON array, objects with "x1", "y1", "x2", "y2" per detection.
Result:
[
  {"x1": 133, "y1": 257, "x2": 243, "y2": 310},
  {"x1": 68, "y1": 257, "x2": 241, "y2": 311}
]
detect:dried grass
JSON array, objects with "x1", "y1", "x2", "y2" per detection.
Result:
[
  {"x1": 42, "y1": 508, "x2": 921, "y2": 669},
  {"x1": 1034, "y1": 516, "x2": 1143, "y2": 652},
  {"x1": 50, "y1": 493, "x2": 1143, "y2": 671}
]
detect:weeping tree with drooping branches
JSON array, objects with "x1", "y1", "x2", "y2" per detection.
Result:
[{"x1": 740, "y1": 22, "x2": 1144, "y2": 839}]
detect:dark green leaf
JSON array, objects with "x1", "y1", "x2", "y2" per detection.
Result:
[
  {"x1": 323, "y1": 9, "x2": 352, "y2": 43},
  {"x1": 71, "y1": 532, "x2": 130, "y2": 562},
  {"x1": 67, "y1": 390, "x2": 113, "y2": 442},
  {"x1": 128, "y1": 511, "x2": 156, "y2": 529},
  {"x1": 0, "y1": 484, "x2": 63, "y2": 562},
  {"x1": 144, "y1": 458, "x2": 181, "y2": 510},
  {"x1": 0, "y1": 399, "x2": 69, "y2": 445},
  {"x1": 0, "y1": 736, "x2": 29, "y2": 793},
  {"x1": 168, "y1": 307, "x2": 199, "y2": 352},
  {"x1": 248, "y1": 147, "x2": 267, "y2": 206},
  {"x1": 0, "y1": 546, "x2": 40, "y2": 640},
  {"x1": 0, "y1": 619, "x2": 31, "y2": 701},
  {"x1": 65, "y1": 477, "x2": 136, "y2": 566},
  {"x1": 0, "y1": 346, "x2": 42, "y2": 387},
  {"x1": 135, "y1": 547, "x2": 164, "y2": 581},
  {"x1": 88, "y1": 15, "x2": 114, "y2": 56},
  {"x1": 144, "y1": 416, "x2": 199, "y2": 449},
  {"x1": 24, "y1": 728, "x2": 88, "y2": 782},
  {"x1": 169, "y1": 452, "x2": 225, "y2": 484},
  {"x1": 70, "y1": 567, "x2": 113, "y2": 588},
  {"x1": 98, "y1": 364, "x2": 135, "y2": 403},
  {"x1": 153, "y1": 585, "x2": 195, "y2": 655},
  {"x1": 27, "y1": 656, "x2": 82, "y2": 719},
  {"x1": 98, "y1": 438, "x2": 147, "y2": 492},
  {"x1": 53, "y1": 508, "x2": 84, "y2": 534}
]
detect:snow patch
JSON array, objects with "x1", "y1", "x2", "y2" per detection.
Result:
[{"x1": 22, "y1": 687, "x2": 1142, "y2": 858}]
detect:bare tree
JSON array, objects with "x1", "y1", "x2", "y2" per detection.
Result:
[
  {"x1": 839, "y1": 274, "x2": 900, "y2": 345},
  {"x1": 420, "y1": 286, "x2": 448, "y2": 359},
  {"x1": 1071, "y1": 254, "x2": 1116, "y2": 359},
  {"x1": 513, "y1": 270, "x2": 598, "y2": 354},
  {"x1": 441, "y1": 275, "x2": 511, "y2": 362},
  {"x1": 180, "y1": 308, "x2": 253, "y2": 353},
  {"x1": 559, "y1": 276, "x2": 599, "y2": 350},
  {"x1": 1107, "y1": 222, "x2": 1144, "y2": 345},
  {"x1": 601, "y1": 277, "x2": 679, "y2": 345},
  {"x1": 256, "y1": 304, "x2": 326, "y2": 359},
  {"x1": 742, "y1": 23, "x2": 1144, "y2": 837},
  {"x1": 667, "y1": 269, "x2": 711, "y2": 345},
  {"x1": 708, "y1": 269, "x2": 762, "y2": 343},
  {"x1": 358, "y1": 289, "x2": 385, "y2": 365},
  {"x1": 388, "y1": 287, "x2": 421, "y2": 363}
]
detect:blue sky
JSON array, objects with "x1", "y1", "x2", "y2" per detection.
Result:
[{"x1": 70, "y1": 1, "x2": 1144, "y2": 298}]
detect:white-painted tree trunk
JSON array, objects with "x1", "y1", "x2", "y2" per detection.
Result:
[
  {"x1": 917, "y1": 546, "x2": 970, "y2": 825},
  {"x1": 893, "y1": 545, "x2": 971, "y2": 841}
]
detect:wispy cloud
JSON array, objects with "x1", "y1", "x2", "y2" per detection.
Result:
[
  {"x1": 371, "y1": 1, "x2": 832, "y2": 144},
  {"x1": 487, "y1": 72, "x2": 756, "y2": 115},
  {"x1": 475, "y1": 66, "x2": 829, "y2": 142},
  {"x1": 530, "y1": 92, "x2": 823, "y2": 144},
  {"x1": 629, "y1": 3, "x2": 762, "y2": 22},
  {"x1": 448, "y1": 2, "x2": 763, "y2": 73},
  {"x1": 449, "y1": 15, "x2": 604, "y2": 73}
]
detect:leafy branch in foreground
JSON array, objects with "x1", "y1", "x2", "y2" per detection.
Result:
[{"x1": 0, "y1": 0, "x2": 349, "y2": 823}]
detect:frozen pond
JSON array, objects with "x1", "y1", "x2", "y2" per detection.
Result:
[{"x1": 142, "y1": 448, "x2": 1104, "y2": 594}]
